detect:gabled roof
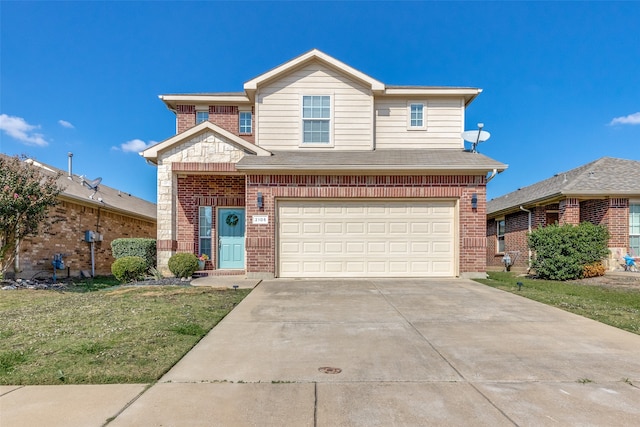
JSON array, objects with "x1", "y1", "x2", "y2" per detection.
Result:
[
  {"x1": 236, "y1": 149, "x2": 507, "y2": 174},
  {"x1": 487, "y1": 157, "x2": 640, "y2": 216},
  {"x1": 20, "y1": 157, "x2": 156, "y2": 221},
  {"x1": 159, "y1": 49, "x2": 483, "y2": 108},
  {"x1": 243, "y1": 49, "x2": 385, "y2": 93},
  {"x1": 141, "y1": 121, "x2": 272, "y2": 164}
]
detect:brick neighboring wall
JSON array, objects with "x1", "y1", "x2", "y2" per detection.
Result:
[
  {"x1": 246, "y1": 174, "x2": 487, "y2": 277},
  {"x1": 580, "y1": 198, "x2": 629, "y2": 248},
  {"x1": 176, "y1": 175, "x2": 245, "y2": 268},
  {"x1": 487, "y1": 198, "x2": 631, "y2": 271},
  {"x1": 16, "y1": 199, "x2": 156, "y2": 278}
]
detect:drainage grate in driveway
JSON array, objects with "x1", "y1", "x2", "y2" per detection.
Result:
[{"x1": 318, "y1": 367, "x2": 342, "y2": 374}]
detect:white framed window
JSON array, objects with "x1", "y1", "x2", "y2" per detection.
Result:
[
  {"x1": 199, "y1": 206, "x2": 212, "y2": 259},
  {"x1": 239, "y1": 111, "x2": 252, "y2": 134},
  {"x1": 497, "y1": 218, "x2": 505, "y2": 253},
  {"x1": 408, "y1": 102, "x2": 426, "y2": 130},
  {"x1": 302, "y1": 95, "x2": 331, "y2": 144},
  {"x1": 196, "y1": 111, "x2": 209, "y2": 124},
  {"x1": 630, "y1": 203, "x2": 640, "y2": 256}
]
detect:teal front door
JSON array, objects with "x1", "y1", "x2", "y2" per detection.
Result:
[{"x1": 218, "y1": 208, "x2": 245, "y2": 269}]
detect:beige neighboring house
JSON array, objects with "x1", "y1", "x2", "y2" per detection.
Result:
[
  {"x1": 143, "y1": 49, "x2": 507, "y2": 279},
  {"x1": 7, "y1": 155, "x2": 156, "y2": 279}
]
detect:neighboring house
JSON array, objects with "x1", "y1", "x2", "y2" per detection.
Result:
[
  {"x1": 486, "y1": 157, "x2": 640, "y2": 272},
  {"x1": 7, "y1": 155, "x2": 156, "y2": 279},
  {"x1": 142, "y1": 49, "x2": 507, "y2": 279}
]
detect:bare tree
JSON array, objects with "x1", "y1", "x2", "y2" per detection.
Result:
[{"x1": 0, "y1": 155, "x2": 62, "y2": 275}]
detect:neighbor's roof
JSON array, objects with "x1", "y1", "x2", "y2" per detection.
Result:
[
  {"x1": 236, "y1": 149, "x2": 507, "y2": 173},
  {"x1": 22, "y1": 158, "x2": 157, "y2": 221},
  {"x1": 487, "y1": 157, "x2": 640, "y2": 216}
]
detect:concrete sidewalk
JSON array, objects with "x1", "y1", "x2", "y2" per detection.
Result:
[{"x1": 3, "y1": 278, "x2": 640, "y2": 426}]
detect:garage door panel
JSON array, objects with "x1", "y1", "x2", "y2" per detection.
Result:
[{"x1": 279, "y1": 200, "x2": 455, "y2": 277}]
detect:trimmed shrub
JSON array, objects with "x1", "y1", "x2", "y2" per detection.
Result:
[
  {"x1": 111, "y1": 256, "x2": 148, "y2": 283},
  {"x1": 528, "y1": 222, "x2": 609, "y2": 280},
  {"x1": 168, "y1": 253, "x2": 199, "y2": 278},
  {"x1": 111, "y1": 238, "x2": 156, "y2": 270},
  {"x1": 583, "y1": 262, "x2": 606, "y2": 278}
]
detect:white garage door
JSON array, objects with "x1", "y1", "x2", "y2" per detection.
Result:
[{"x1": 278, "y1": 200, "x2": 456, "y2": 278}]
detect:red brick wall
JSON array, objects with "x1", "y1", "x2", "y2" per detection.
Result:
[
  {"x1": 176, "y1": 105, "x2": 195, "y2": 133},
  {"x1": 559, "y1": 198, "x2": 580, "y2": 225},
  {"x1": 176, "y1": 174, "x2": 245, "y2": 268},
  {"x1": 175, "y1": 104, "x2": 255, "y2": 144},
  {"x1": 487, "y1": 198, "x2": 631, "y2": 270},
  {"x1": 16, "y1": 199, "x2": 156, "y2": 278},
  {"x1": 245, "y1": 174, "x2": 487, "y2": 276},
  {"x1": 486, "y1": 211, "x2": 531, "y2": 269}
]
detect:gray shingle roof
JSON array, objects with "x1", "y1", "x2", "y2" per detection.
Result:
[
  {"x1": 23, "y1": 158, "x2": 157, "y2": 221},
  {"x1": 236, "y1": 149, "x2": 507, "y2": 173},
  {"x1": 487, "y1": 157, "x2": 640, "y2": 216}
]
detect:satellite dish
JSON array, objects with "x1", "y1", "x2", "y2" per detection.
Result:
[
  {"x1": 87, "y1": 177, "x2": 102, "y2": 190},
  {"x1": 462, "y1": 123, "x2": 491, "y2": 153}
]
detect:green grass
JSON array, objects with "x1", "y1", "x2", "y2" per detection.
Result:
[
  {"x1": 475, "y1": 272, "x2": 640, "y2": 335},
  {"x1": 0, "y1": 285, "x2": 250, "y2": 385}
]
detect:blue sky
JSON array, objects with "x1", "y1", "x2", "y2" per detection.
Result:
[{"x1": 1, "y1": 1, "x2": 639, "y2": 204}]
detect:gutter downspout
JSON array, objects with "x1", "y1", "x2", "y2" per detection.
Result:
[
  {"x1": 486, "y1": 168, "x2": 498, "y2": 183},
  {"x1": 520, "y1": 206, "x2": 532, "y2": 272}
]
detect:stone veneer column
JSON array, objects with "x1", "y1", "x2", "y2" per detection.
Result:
[{"x1": 156, "y1": 161, "x2": 177, "y2": 275}]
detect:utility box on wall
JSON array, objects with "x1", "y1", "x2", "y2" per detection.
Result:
[{"x1": 84, "y1": 230, "x2": 103, "y2": 242}]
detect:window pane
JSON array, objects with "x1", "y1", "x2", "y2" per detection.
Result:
[
  {"x1": 239, "y1": 112, "x2": 252, "y2": 133},
  {"x1": 302, "y1": 96, "x2": 330, "y2": 118},
  {"x1": 196, "y1": 111, "x2": 209, "y2": 124},
  {"x1": 630, "y1": 236, "x2": 640, "y2": 257},
  {"x1": 410, "y1": 104, "x2": 423, "y2": 127},
  {"x1": 199, "y1": 238, "x2": 211, "y2": 258},
  {"x1": 630, "y1": 204, "x2": 640, "y2": 235},
  {"x1": 303, "y1": 120, "x2": 329, "y2": 143},
  {"x1": 199, "y1": 206, "x2": 212, "y2": 237}
]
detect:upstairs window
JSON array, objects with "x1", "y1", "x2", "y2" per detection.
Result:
[
  {"x1": 408, "y1": 103, "x2": 426, "y2": 129},
  {"x1": 302, "y1": 95, "x2": 331, "y2": 144},
  {"x1": 239, "y1": 111, "x2": 252, "y2": 134},
  {"x1": 497, "y1": 219, "x2": 505, "y2": 253},
  {"x1": 196, "y1": 111, "x2": 209, "y2": 124}
]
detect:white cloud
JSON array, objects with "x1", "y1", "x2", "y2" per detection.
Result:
[
  {"x1": 609, "y1": 112, "x2": 640, "y2": 125},
  {"x1": 0, "y1": 114, "x2": 49, "y2": 146},
  {"x1": 116, "y1": 139, "x2": 156, "y2": 153},
  {"x1": 58, "y1": 119, "x2": 75, "y2": 129}
]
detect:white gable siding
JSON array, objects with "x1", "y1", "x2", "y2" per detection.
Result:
[
  {"x1": 375, "y1": 98, "x2": 464, "y2": 149},
  {"x1": 256, "y1": 62, "x2": 373, "y2": 150}
]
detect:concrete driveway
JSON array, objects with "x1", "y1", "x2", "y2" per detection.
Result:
[
  {"x1": 4, "y1": 278, "x2": 639, "y2": 426},
  {"x1": 110, "y1": 278, "x2": 640, "y2": 426}
]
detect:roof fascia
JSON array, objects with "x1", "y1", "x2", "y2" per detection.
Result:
[
  {"x1": 235, "y1": 164, "x2": 506, "y2": 173},
  {"x1": 159, "y1": 94, "x2": 251, "y2": 111},
  {"x1": 243, "y1": 49, "x2": 385, "y2": 93},
  {"x1": 56, "y1": 194, "x2": 156, "y2": 222},
  {"x1": 382, "y1": 87, "x2": 482, "y2": 106},
  {"x1": 141, "y1": 121, "x2": 272, "y2": 164}
]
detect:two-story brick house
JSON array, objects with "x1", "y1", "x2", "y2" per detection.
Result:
[{"x1": 142, "y1": 49, "x2": 507, "y2": 279}]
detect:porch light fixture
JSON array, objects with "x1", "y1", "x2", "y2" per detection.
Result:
[
  {"x1": 257, "y1": 192, "x2": 264, "y2": 209},
  {"x1": 471, "y1": 193, "x2": 478, "y2": 209}
]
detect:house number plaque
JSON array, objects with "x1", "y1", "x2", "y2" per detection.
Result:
[{"x1": 252, "y1": 215, "x2": 269, "y2": 225}]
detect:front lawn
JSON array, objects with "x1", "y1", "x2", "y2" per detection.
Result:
[
  {"x1": 0, "y1": 285, "x2": 250, "y2": 385},
  {"x1": 475, "y1": 272, "x2": 640, "y2": 335}
]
